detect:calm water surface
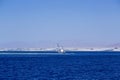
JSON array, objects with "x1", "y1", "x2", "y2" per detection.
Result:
[{"x1": 0, "y1": 52, "x2": 120, "y2": 80}]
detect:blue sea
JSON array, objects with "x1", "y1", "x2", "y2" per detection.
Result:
[{"x1": 0, "y1": 52, "x2": 120, "y2": 80}]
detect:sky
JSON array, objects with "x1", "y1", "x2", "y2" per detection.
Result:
[{"x1": 0, "y1": 0, "x2": 120, "y2": 48}]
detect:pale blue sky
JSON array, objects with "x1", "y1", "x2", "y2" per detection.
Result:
[{"x1": 0, "y1": 0, "x2": 120, "y2": 48}]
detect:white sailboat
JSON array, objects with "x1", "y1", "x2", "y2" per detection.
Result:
[{"x1": 56, "y1": 43, "x2": 65, "y2": 53}]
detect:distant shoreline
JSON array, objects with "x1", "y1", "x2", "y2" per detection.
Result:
[{"x1": 0, "y1": 51, "x2": 120, "y2": 53}]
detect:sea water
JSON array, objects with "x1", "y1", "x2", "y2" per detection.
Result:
[{"x1": 0, "y1": 52, "x2": 120, "y2": 80}]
